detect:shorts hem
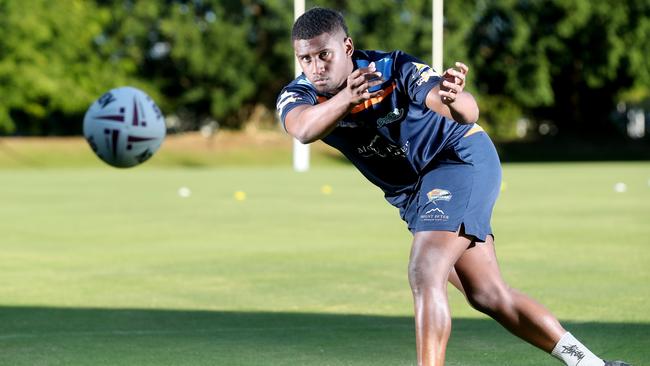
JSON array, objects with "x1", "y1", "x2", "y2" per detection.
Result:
[{"x1": 411, "y1": 222, "x2": 492, "y2": 243}]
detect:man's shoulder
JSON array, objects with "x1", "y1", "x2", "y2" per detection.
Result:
[
  {"x1": 354, "y1": 49, "x2": 416, "y2": 63},
  {"x1": 276, "y1": 75, "x2": 320, "y2": 120},
  {"x1": 281, "y1": 74, "x2": 316, "y2": 93},
  {"x1": 354, "y1": 49, "x2": 426, "y2": 79},
  {"x1": 277, "y1": 75, "x2": 319, "y2": 104}
]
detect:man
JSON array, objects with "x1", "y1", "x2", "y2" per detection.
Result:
[{"x1": 276, "y1": 7, "x2": 630, "y2": 366}]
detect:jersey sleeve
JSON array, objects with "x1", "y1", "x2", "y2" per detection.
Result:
[
  {"x1": 275, "y1": 81, "x2": 319, "y2": 131},
  {"x1": 393, "y1": 51, "x2": 442, "y2": 106}
]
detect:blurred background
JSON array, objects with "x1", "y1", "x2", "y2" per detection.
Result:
[
  {"x1": 1, "y1": 2, "x2": 648, "y2": 365},
  {"x1": 1, "y1": 0, "x2": 649, "y2": 162}
]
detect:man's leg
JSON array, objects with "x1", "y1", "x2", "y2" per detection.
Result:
[
  {"x1": 451, "y1": 236, "x2": 616, "y2": 366},
  {"x1": 451, "y1": 235, "x2": 565, "y2": 350},
  {"x1": 408, "y1": 230, "x2": 472, "y2": 366}
]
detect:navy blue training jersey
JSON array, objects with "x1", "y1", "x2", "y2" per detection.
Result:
[{"x1": 276, "y1": 50, "x2": 474, "y2": 207}]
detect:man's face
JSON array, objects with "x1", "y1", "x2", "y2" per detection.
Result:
[{"x1": 293, "y1": 30, "x2": 353, "y2": 95}]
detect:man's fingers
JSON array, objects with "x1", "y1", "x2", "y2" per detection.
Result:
[
  {"x1": 444, "y1": 69, "x2": 464, "y2": 84},
  {"x1": 354, "y1": 78, "x2": 384, "y2": 96},
  {"x1": 452, "y1": 70, "x2": 465, "y2": 83},
  {"x1": 350, "y1": 61, "x2": 378, "y2": 79},
  {"x1": 365, "y1": 71, "x2": 382, "y2": 81},
  {"x1": 455, "y1": 62, "x2": 469, "y2": 75},
  {"x1": 439, "y1": 88, "x2": 456, "y2": 97},
  {"x1": 367, "y1": 89, "x2": 384, "y2": 99},
  {"x1": 347, "y1": 62, "x2": 387, "y2": 102},
  {"x1": 367, "y1": 78, "x2": 384, "y2": 89},
  {"x1": 442, "y1": 80, "x2": 462, "y2": 94},
  {"x1": 349, "y1": 71, "x2": 382, "y2": 89}
]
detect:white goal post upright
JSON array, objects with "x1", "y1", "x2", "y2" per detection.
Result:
[
  {"x1": 432, "y1": 0, "x2": 443, "y2": 73},
  {"x1": 290, "y1": 0, "x2": 443, "y2": 172},
  {"x1": 292, "y1": 0, "x2": 310, "y2": 172}
]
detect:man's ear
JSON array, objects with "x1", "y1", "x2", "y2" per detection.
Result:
[{"x1": 344, "y1": 37, "x2": 354, "y2": 57}]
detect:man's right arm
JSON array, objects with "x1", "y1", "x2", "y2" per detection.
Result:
[
  {"x1": 284, "y1": 64, "x2": 384, "y2": 144},
  {"x1": 284, "y1": 92, "x2": 353, "y2": 144}
]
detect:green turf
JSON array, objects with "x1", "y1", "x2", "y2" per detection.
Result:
[{"x1": 0, "y1": 162, "x2": 648, "y2": 365}]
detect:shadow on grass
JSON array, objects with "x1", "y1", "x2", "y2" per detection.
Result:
[
  {"x1": 0, "y1": 306, "x2": 646, "y2": 366},
  {"x1": 496, "y1": 138, "x2": 650, "y2": 162}
]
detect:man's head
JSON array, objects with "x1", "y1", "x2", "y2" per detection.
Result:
[{"x1": 292, "y1": 7, "x2": 354, "y2": 94}]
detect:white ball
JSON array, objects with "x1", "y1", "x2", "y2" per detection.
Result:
[
  {"x1": 83, "y1": 86, "x2": 166, "y2": 168},
  {"x1": 178, "y1": 186, "x2": 191, "y2": 198},
  {"x1": 613, "y1": 182, "x2": 627, "y2": 193}
]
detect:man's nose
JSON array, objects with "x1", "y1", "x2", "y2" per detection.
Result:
[{"x1": 312, "y1": 59, "x2": 324, "y2": 75}]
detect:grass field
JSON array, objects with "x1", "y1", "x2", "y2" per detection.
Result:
[{"x1": 0, "y1": 134, "x2": 648, "y2": 365}]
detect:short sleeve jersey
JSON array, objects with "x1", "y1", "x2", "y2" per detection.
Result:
[{"x1": 276, "y1": 50, "x2": 473, "y2": 207}]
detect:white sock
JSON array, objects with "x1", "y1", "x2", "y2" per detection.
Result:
[{"x1": 551, "y1": 332, "x2": 604, "y2": 366}]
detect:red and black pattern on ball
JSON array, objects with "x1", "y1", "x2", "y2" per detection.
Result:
[
  {"x1": 104, "y1": 128, "x2": 121, "y2": 161},
  {"x1": 93, "y1": 107, "x2": 126, "y2": 122},
  {"x1": 132, "y1": 98, "x2": 147, "y2": 127},
  {"x1": 126, "y1": 135, "x2": 157, "y2": 151}
]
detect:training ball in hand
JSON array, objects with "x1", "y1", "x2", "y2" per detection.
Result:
[{"x1": 83, "y1": 86, "x2": 166, "y2": 168}]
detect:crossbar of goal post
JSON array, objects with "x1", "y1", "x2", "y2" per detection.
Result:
[{"x1": 291, "y1": 0, "x2": 444, "y2": 172}]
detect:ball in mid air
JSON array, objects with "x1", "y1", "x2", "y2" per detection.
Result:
[{"x1": 83, "y1": 86, "x2": 166, "y2": 168}]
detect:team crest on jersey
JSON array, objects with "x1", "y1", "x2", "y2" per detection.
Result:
[
  {"x1": 411, "y1": 62, "x2": 438, "y2": 86},
  {"x1": 426, "y1": 188, "x2": 452, "y2": 204}
]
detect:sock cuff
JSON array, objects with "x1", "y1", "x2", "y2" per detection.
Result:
[
  {"x1": 551, "y1": 332, "x2": 604, "y2": 366},
  {"x1": 551, "y1": 332, "x2": 573, "y2": 357}
]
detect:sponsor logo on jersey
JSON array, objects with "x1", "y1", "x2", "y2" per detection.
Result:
[
  {"x1": 426, "y1": 188, "x2": 452, "y2": 204},
  {"x1": 420, "y1": 206, "x2": 450, "y2": 222},
  {"x1": 338, "y1": 119, "x2": 363, "y2": 128},
  {"x1": 357, "y1": 135, "x2": 407, "y2": 159},
  {"x1": 425, "y1": 208, "x2": 445, "y2": 215},
  {"x1": 376, "y1": 108, "x2": 404, "y2": 128},
  {"x1": 411, "y1": 62, "x2": 439, "y2": 86}
]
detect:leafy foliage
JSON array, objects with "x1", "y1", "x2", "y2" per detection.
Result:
[
  {"x1": 0, "y1": 0, "x2": 648, "y2": 139},
  {"x1": 0, "y1": 0, "x2": 137, "y2": 134},
  {"x1": 466, "y1": 0, "x2": 650, "y2": 136}
]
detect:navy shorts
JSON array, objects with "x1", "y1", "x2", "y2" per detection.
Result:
[{"x1": 397, "y1": 129, "x2": 502, "y2": 242}]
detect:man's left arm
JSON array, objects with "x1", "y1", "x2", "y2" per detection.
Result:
[{"x1": 425, "y1": 62, "x2": 479, "y2": 124}]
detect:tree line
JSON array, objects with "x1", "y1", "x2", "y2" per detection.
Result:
[{"x1": 0, "y1": 0, "x2": 648, "y2": 140}]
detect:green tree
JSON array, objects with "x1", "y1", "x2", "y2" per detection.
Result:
[
  {"x1": 309, "y1": 0, "x2": 432, "y2": 63},
  {"x1": 97, "y1": 0, "x2": 294, "y2": 130},
  {"x1": 0, "y1": 0, "x2": 138, "y2": 135},
  {"x1": 467, "y1": 0, "x2": 650, "y2": 138},
  {"x1": 294, "y1": 0, "x2": 515, "y2": 137}
]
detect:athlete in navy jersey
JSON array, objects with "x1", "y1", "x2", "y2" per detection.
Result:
[
  {"x1": 278, "y1": 49, "x2": 478, "y2": 209},
  {"x1": 277, "y1": 7, "x2": 630, "y2": 366}
]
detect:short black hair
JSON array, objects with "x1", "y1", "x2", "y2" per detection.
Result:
[{"x1": 292, "y1": 7, "x2": 349, "y2": 41}]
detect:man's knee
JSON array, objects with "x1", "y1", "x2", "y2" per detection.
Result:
[
  {"x1": 465, "y1": 285, "x2": 514, "y2": 315},
  {"x1": 407, "y1": 256, "x2": 448, "y2": 295},
  {"x1": 408, "y1": 259, "x2": 429, "y2": 294}
]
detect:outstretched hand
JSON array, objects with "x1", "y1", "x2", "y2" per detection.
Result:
[
  {"x1": 343, "y1": 62, "x2": 384, "y2": 107},
  {"x1": 439, "y1": 62, "x2": 469, "y2": 105}
]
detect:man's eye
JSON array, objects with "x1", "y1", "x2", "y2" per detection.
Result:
[{"x1": 320, "y1": 52, "x2": 330, "y2": 59}]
